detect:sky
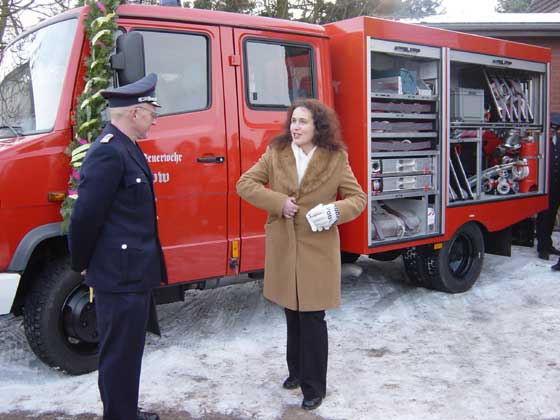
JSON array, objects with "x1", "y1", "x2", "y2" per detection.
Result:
[{"x1": 440, "y1": 0, "x2": 499, "y2": 17}]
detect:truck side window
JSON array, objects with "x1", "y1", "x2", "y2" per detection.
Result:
[
  {"x1": 245, "y1": 40, "x2": 314, "y2": 109},
  {"x1": 137, "y1": 30, "x2": 209, "y2": 115}
]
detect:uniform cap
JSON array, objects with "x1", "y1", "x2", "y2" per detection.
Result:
[{"x1": 100, "y1": 73, "x2": 161, "y2": 108}]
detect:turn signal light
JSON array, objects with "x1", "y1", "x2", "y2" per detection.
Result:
[{"x1": 232, "y1": 240, "x2": 239, "y2": 258}]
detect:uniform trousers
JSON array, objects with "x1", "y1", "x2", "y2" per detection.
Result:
[
  {"x1": 95, "y1": 290, "x2": 152, "y2": 420},
  {"x1": 537, "y1": 187, "x2": 560, "y2": 252},
  {"x1": 284, "y1": 308, "x2": 328, "y2": 399}
]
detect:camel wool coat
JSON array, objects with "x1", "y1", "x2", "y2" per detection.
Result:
[{"x1": 236, "y1": 144, "x2": 366, "y2": 311}]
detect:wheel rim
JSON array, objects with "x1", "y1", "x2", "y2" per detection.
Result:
[
  {"x1": 448, "y1": 233, "x2": 475, "y2": 278},
  {"x1": 61, "y1": 283, "x2": 98, "y2": 353}
]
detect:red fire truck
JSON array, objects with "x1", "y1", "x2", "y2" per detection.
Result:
[{"x1": 0, "y1": 5, "x2": 550, "y2": 374}]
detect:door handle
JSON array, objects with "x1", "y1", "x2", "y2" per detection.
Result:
[{"x1": 197, "y1": 156, "x2": 225, "y2": 163}]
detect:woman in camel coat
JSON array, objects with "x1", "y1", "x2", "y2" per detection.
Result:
[{"x1": 236, "y1": 99, "x2": 366, "y2": 411}]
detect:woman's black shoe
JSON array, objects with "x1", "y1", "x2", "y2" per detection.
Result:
[
  {"x1": 282, "y1": 376, "x2": 300, "y2": 389},
  {"x1": 137, "y1": 410, "x2": 160, "y2": 420},
  {"x1": 301, "y1": 396, "x2": 323, "y2": 410}
]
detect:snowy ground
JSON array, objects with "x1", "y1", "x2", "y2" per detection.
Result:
[{"x1": 1, "y1": 241, "x2": 560, "y2": 420}]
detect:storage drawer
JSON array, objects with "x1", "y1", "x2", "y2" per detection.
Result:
[
  {"x1": 371, "y1": 121, "x2": 434, "y2": 132},
  {"x1": 372, "y1": 174, "x2": 433, "y2": 193},
  {"x1": 372, "y1": 157, "x2": 433, "y2": 176}
]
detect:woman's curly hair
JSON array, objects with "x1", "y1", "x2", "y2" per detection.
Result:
[{"x1": 270, "y1": 99, "x2": 346, "y2": 152}]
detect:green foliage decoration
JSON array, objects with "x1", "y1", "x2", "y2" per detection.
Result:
[
  {"x1": 60, "y1": 0, "x2": 122, "y2": 232},
  {"x1": 496, "y1": 0, "x2": 533, "y2": 13}
]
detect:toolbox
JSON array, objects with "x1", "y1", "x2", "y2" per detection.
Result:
[
  {"x1": 451, "y1": 88, "x2": 485, "y2": 122},
  {"x1": 372, "y1": 68, "x2": 417, "y2": 95}
]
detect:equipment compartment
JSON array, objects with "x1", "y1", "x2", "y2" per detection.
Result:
[
  {"x1": 449, "y1": 50, "x2": 547, "y2": 205},
  {"x1": 370, "y1": 197, "x2": 436, "y2": 242},
  {"x1": 368, "y1": 38, "x2": 443, "y2": 246}
]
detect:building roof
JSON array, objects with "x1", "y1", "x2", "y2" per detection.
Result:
[
  {"x1": 530, "y1": 0, "x2": 560, "y2": 12},
  {"x1": 407, "y1": 13, "x2": 560, "y2": 37}
]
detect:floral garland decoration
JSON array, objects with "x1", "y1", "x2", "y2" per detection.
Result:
[{"x1": 60, "y1": 0, "x2": 122, "y2": 231}]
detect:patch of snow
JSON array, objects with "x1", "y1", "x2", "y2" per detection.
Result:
[{"x1": 1, "y1": 239, "x2": 560, "y2": 419}]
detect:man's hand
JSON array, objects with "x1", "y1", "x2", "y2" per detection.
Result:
[
  {"x1": 282, "y1": 197, "x2": 299, "y2": 219},
  {"x1": 306, "y1": 203, "x2": 339, "y2": 231}
]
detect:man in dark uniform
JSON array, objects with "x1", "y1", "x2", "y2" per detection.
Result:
[
  {"x1": 69, "y1": 73, "x2": 167, "y2": 420},
  {"x1": 537, "y1": 112, "x2": 560, "y2": 262}
]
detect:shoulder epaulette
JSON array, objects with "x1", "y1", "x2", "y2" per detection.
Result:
[{"x1": 100, "y1": 134, "x2": 114, "y2": 144}]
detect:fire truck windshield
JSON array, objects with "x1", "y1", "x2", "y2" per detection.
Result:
[{"x1": 0, "y1": 18, "x2": 77, "y2": 139}]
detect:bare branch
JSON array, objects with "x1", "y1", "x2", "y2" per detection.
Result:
[{"x1": 0, "y1": 0, "x2": 72, "y2": 51}]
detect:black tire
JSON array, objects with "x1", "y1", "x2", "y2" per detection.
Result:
[
  {"x1": 369, "y1": 249, "x2": 402, "y2": 262},
  {"x1": 341, "y1": 251, "x2": 360, "y2": 264},
  {"x1": 423, "y1": 223, "x2": 484, "y2": 293},
  {"x1": 24, "y1": 256, "x2": 98, "y2": 374},
  {"x1": 402, "y1": 246, "x2": 431, "y2": 287}
]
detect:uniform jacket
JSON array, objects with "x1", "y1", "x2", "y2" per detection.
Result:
[
  {"x1": 549, "y1": 131, "x2": 560, "y2": 192},
  {"x1": 69, "y1": 123, "x2": 168, "y2": 293},
  {"x1": 237, "y1": 144, "x2": 366, "y2": 311}
]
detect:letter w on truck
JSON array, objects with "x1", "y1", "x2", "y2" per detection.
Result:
[{"x1": 0, "y1": 4, "x2": 550, "y2": 374}]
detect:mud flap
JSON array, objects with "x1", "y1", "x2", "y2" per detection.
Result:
[
  {"x1": 484, "y1": 226, "x2": 512, "y2": 257},
  {"x1": 146, "y1": 293, "x2": 161, "y2": 336},
  {"x1": 511, "y1": 217, "x2": 535, "y2": 247}
]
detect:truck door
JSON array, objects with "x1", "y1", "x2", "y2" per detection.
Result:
[
  {"x1": 232, "y1": 28, "x2": 328, "y2": 272},
  {"x1": 121, "y1": 23, "x2": 228, "y2": 283}
]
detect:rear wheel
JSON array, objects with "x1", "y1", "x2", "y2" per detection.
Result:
[
  {"x1": 402, "y1": 223, "x2": 485, "y2": 293},
  {"x1": 23, "y1": 256, "x2": 98, "y2": 374},
  {"x1": 403, "y1": 246, "x2": 431, "y2": 287},
  {"x1": 424, "y1": 223, "x2": 484, "y2": 293}
]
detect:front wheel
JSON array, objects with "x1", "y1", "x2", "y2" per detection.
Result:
[{"x1": 23, "y1": 256, "x2": 98, "y2": 374}]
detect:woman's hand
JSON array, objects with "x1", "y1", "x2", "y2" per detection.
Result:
[
  {"x1": 282, "y1": 197, "x2": 299, "y2": 218},
  {"x1": 306, "y1": 203, "x2": 339, "y2": 231}
]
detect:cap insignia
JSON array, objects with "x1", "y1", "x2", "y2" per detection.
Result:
[{"x1": 138, "y1": 96, "x2": 157, "y2": 103}]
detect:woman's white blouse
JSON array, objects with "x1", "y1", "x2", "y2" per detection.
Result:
[{"x1": 291, "y1": 142, "x2": 317, "y2": 186}]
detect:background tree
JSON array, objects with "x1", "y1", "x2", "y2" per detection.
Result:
[
  {"x1": 396, "y1": 0, "x2": 443, "y2": 18},
  {"x1": 189, "y1": 0, "x2": 443, "y2": 23},
  {"x1": 0, "y1": 0, "x2": 72, "y2": 54},
  {"x1": 191, "y1": 0, "x2": 255, "y2": 13},
  {"x1": 259, "y1": 0, "x2": 290, "y2": 18},
  {"x1": 495, "y1": 0, "x2": 533, "y2": 12},
  {"x1": 296, "y1": 0, "x2": 443, "y2": 24}
]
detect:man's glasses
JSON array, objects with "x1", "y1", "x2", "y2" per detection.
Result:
[{"x1": 135, "y1": 106, "x2": 158, "y2": 119}]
